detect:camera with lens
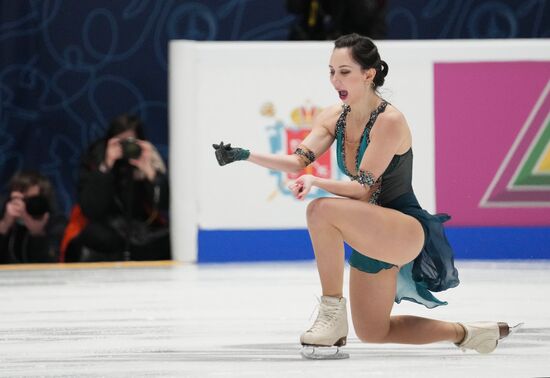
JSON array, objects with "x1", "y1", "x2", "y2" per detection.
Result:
[
  {"x1": 120, "y1": 137, "x2": 142, "y2": 160},
  {"x1": 24, "y1": 195, "x2": 50, "y2": 219}
]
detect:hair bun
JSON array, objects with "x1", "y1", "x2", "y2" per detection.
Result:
[
  {"x1": 373, "y1": 60, "x2": 389, "y2": 88},
  {"x1": 379, "y1": 60, "x2": 389, "y2": 78}
]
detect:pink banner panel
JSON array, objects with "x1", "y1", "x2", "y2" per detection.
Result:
[{"x1": 435, "y1": 62, "x2": 550, "y2": 226}]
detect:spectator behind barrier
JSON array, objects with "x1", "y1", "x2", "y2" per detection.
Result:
[
  {"x1": 62, "y1": 114, "x2": 171, "y2": 262},
  {"x1": 287, "y1": 0, "x2": 387, "y2": 40},
  {"x1": 0, "y1": 171, "x2": 67, "y2": 263}
]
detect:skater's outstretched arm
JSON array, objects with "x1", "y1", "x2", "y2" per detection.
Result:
[
  {"x1": 213, "y1": 141, "x2": 304, "y2": 172},
  {"x1": 213, "y1": 105, "x2": 339, "y2": 173},
  {"x1": 248, "y1": 150, "x2": 305, "y2": 173},
  {"x1": 289, "y1": 175, "x2": 377, "y2": 201}
]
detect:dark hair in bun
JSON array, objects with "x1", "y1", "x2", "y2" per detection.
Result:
[{"x1": 334, "y1": 33, "x2": 389, "y2": 89}]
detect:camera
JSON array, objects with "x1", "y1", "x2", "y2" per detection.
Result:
[
  {"x1": 24, "y1": 195, "x2": 50, "y2": 218},
  {"x1": 120, "y1": 137, "x2": 142, "y2": 160}
]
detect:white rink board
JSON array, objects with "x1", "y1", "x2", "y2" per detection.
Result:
[{"x1": 169, "y1": 39, "x2": 550, "y2": 262}]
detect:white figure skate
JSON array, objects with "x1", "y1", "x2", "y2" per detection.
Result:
[
  {"x1": 456, "y1": 321, "x2": 524, "y2": 354},
  {"x1": 300, "y1": 296, "x2": 349, "y2": 360}
]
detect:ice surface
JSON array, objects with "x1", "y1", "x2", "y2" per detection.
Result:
[{"x1": 0, "y1": 260, "x2": 548, "y2": 377}]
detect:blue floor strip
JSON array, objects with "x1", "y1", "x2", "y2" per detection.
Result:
[{"x1": 198, "y1": 227, "x2": 550, "y2": 263}]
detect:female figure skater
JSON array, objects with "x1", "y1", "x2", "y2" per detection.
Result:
[{"x1": 213, "y1": 33, "x2": 513, "y2": 356}]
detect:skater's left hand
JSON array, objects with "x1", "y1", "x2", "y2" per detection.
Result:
[
  {"x1": 289, "y1": 174, "x2": 315, "y2": 200},
  {"x1": 212, "y1": 141, "x2": 250, "y2": 166}
]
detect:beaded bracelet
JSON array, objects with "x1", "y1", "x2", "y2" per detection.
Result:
[
  {"x1": 356, "y1": 169, "x2": 378, "y2": 187},
  {"x1": 294, "y1": 145, "x2": 316, "y2": 167}
]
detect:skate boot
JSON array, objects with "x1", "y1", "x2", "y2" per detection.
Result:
[
  {"x1": 455, "y1": 321, "x2": 523, "y2": 354},
  {"x1": 300, "y1": 296, "x2": 349, "y2": 360}
]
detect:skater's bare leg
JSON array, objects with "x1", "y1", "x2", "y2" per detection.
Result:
[
  {"x1": 307, "y1": 197, "x2": 424, "y2": 267},
  {"x1": 306, "y1": 201, "x2": 346, "y2": 298},
  {"x1": 386, "y1": 316, "x2": 465, "y2": 344},
  {"x1": 306, "y1": 196, "x2": 423, "y2": 300},
  {"x1": 350, "y1": 267, "x2": 464, "y2": 344},
  {"x1": 307, "y1": 197, "x2": 464, "y2": 345},
  {"x1": 306, "y1": 197, "x2": 423, "y2": 298}
]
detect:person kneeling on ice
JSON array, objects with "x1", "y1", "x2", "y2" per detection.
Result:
[{"x1": 213, "y1": 33, "x2": 519, "y2": 359}]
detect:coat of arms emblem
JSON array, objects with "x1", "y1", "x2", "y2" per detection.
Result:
[{"x1": 261, "y1": 102, "x2": 334, "y2": 199}]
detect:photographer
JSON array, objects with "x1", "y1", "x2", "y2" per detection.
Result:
[
  {"x1": 0, "y1": 171, "x2": 66, "y2": 263},
  {"x1": 64, "y1": 114, "x2": 170, "y2": 262}
]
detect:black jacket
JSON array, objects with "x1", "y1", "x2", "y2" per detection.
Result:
[
  {"x1": 0, "y1": 200, "x2": 66, "y2": 264},
  {"x1": 78, "y1": 139, "x2": 169, "y2": 232}
]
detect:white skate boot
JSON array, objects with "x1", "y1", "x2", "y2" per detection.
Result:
[
  {"x1": 455, "y1": 321, "x2": 523, "y2": 354},
  {"x1": 300, "y1": 296, "x2": 349, "y2": 360}
]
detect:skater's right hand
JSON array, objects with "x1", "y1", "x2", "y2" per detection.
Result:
[
  {"x1": 289, "y1": 174, "x2": 314, "y2": 200},
  {"x1": 212, "y1": 141, "x2": 250, "y2": 166}
]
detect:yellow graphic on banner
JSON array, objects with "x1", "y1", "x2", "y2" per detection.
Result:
[{"x1": 534, "y1": 142, "x2": 550, "y2": 174}]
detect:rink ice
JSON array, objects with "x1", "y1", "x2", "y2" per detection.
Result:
[{"x1": 0, "y1": 260, "x2": 549, "y2": 378}]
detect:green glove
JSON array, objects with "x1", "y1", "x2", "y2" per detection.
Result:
[{"x1": 212, "y1": 141, "x2": 250, "y2": 166}]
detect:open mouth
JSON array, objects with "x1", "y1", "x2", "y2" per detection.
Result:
[{"x1": 338, "y1": 90, "x2": 348, "y2": 100}]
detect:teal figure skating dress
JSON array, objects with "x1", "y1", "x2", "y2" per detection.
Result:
[{"x1": 336, "y1": 101, "x2": 459, "y2": 308}]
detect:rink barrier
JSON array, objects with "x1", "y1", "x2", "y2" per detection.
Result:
[
  {"x1": 197, "y1": 227, "x2": 550, "y2": 263},
  {"x1": 0, "y1": 261, "x2": 180, "y2": 271},
  {"x1": 170, "y1": 39, "x2": 550, "y2": 263}
]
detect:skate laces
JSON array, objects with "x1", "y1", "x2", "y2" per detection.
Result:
[
  {"x1": 308, "y1": 300, "x2": 341, "y2": 332},
  {"x1": 307, "y1": 298, "x2": 321, "y2": 321}
]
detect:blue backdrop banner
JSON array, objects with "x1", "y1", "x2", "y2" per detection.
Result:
[{"x1": 1, "y1": 0, "x2": 548, "y2": 216}]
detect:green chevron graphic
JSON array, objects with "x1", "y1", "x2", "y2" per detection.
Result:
[
  {"x1": 480, "y1": 78, "x2": 550, "y2": 207},
  {"x1": 512, "y1": 116, "x2": 550, "y2": 187}
]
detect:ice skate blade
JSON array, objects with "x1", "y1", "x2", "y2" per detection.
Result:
[
  {"x1": 300, "y1": 346, "x2": 349, "y2": 360},
  {"x1": 506, "y1": 323, "x2": 524, "y2": 337},
  {"x1": 497, "y1": 322, "x2": 524, "y2": 339}
]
